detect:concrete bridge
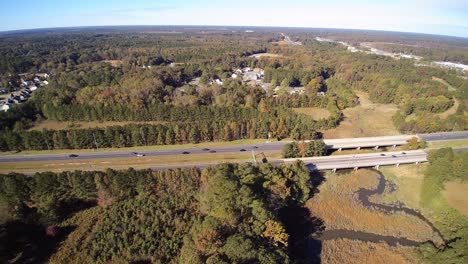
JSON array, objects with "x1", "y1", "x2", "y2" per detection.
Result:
[
  {"x1": 282, "y1": 150, "x2": 428, "y2": 171},
  {"x1": 322, "y1": 135, "x2": 416, "y2": 151}
]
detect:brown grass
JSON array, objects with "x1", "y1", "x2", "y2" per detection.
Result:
[
  {"x1": 321, "y1": 238, "x2": 417, "y2": 264},
  {"x1": 322, "y1": 91, "x2": 400, "y2": 138},
  {"x1": 376, "y1": 165, "x2": 427, "y2": 209},
  {"x1": 306, "y1": 169, "x2": 441, "y2": 243},
  {"x1": 443, "y1": 181, "x2": 468, "y2": 217},
  {"x1": 30, "y1": 120, "x2": 165, "y2": 131},
  {"x1": 292, "y1": 107, "x2": 331, "y2": 120},
  {"x1": 272, "y1": 40, "x2": 290, "y2": 46},
  {"x1": 102, "y1": 60, "x2": 123, "y2": 67}
]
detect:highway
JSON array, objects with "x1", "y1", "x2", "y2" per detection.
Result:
[
  {"x1": 283, "y1": 150, "x2": 427, "y2": 170},
  {"x1": 0, "y1": 131, "x2": 466, "y2": 163}
]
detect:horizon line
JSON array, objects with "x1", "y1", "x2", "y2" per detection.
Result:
[{"x1": 1, "y1": 24, "x2": 467, "y2": 40}]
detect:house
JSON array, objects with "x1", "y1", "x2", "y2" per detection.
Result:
[
  {"x1": 0, "y1": 87, "x2": 7, "y2": 94},
  {"x1": 243, "y1": 72, "x2": 259, "y2": 82},
  {"x1": 36, "y1": 73, "x2": 50, "y2": 78},
  {"x1": 289, "y1": 87, "x2": 305, "y2": 95},
  {"x1": 243, "y1": 67, "x2": 251, "y2": 72},
  {"x1": 317, "y1": 91, "x2": 325, "y2": 96},
  {"x1": 29, "y1": 85, "x2": 38, "y2": 91},
  {"x1": 1, "y1": 103, "x2": 10, "y2": 112},
  {"x1": 214, "y1": 79, "x2": 223, "y2": 85},
  {"x1": 253, "y1": 68, "x2": 264, "y2": 75},
  {"x1": 33, "y1": 77, "x2": 40, "y2": 82},
  {"x1": 235, "y1": 69, "x2": 243, "y2": 73},
  {"x1": 232, "y1": 73, "x2": 238, "y2": 79}
]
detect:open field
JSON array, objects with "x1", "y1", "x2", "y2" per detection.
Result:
[
  {"x1": 443, "y1": 181, "x2": 468, "y2": 217},
  {"x1": 0, "y1": 150, "x2": 282, "y2": 174},
  {"x1": 378, "y1": 165, "x2": 427, "y2": 209},
  {"x1": 379, "y1": 163, "x2": 468, "y2": 238},
  {"x1": 102, "y1": 60, "x2": 123, "y2": 67},
  {"x1": 307, "y1": 169, "x2": 440, "y2": 243},
  {"x1": 322, "y1": 91, "x2": 400, "y2": 138},
  {"x1": 292, "y1": 107, "x2": 331, "y2": 120},
  {"x1": 30, "y1": 120, "x2": 165, "y2": 131},
  {"x1": 321, "y1": 238, "x2": 417, "y2": 264},
  {"x1": 272, "y1": 40, "x2": 290, "y2": 46}
]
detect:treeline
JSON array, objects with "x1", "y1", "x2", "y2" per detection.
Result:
[
  {"x1": 1, "y1": 161, "x2": 318, "y2": 263},
  {"x1": 282, "y1": 140, "x2": 327, "y2": 158},
  {"x1": 402, "y1": 95, "x2": 453, "y2": 115},
  {"x1": 418, "y1": 148, "x2": 468, "y2": 263},
  {"x1": 393, "y1": 106, "x2": 467, "y2": 133},
  {"x1": 0, "y1": 114, "x2": 329, "y2": 151}
]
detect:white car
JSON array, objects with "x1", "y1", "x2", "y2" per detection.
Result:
[{"x1": 136, "y1": 153, "x2": 145, "y2": 157}]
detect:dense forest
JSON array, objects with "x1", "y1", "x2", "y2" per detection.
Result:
[
  {"x1": 0, "y1": 161, "x2": 323, "y2": 263},
  {"x1": 0, "y1": 27, "x2": 467, "y2": 153}
]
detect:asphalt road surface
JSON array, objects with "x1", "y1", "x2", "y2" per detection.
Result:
[
  {"x1": 0, "y1": 131, "x2": 466, "y2": 163},
  {"x1": 284, "y1": 150, "x2": 427, "y2": 170}
]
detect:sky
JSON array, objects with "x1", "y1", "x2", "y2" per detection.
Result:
[{"x1": 0, "y1": 0, "x2": 467, "y2": 38}]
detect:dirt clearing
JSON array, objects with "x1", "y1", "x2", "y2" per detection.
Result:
[{"x1": 443, "y1": 181, "x2": 468, "y2": 217}]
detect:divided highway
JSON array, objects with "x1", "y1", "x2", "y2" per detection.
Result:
[{"x1": 0, "y1": 131, "x2": 466, "y2": 164}]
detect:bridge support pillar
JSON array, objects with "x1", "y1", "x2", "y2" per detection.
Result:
[
  {"x1": 332, "y1": 168, "x2": 337, "y2": 173},
  {"x1": 392, "y1": 144, "x2": 396, "y2": 148},
  {"x1": 374, "y1": 146, "x2": 379, "y2": 150},
  {"x1": 415, "y1": 162, "x2": 419, "y2": 165},
  {"x1": 396, "y1": 163, "x2": 400, "y2": 167},
  {"x1": 357, "y1": 147, "x2": 361, "y2": 150},
  {"x1": 353, "y1": 167, "x2": 358, "y2": 171},
  {"x1": 338, "y1": 148, "x2": 342, "y2": 151},
  {"x1": 374, "y1": 165, "x2": 380, "y2": 169}
]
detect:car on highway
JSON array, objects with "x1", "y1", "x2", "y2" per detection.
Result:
[
  {"x1": 182, "y1": 151, "x2": 190, "y2": 154},
  {"x1": 401, "y1": 152, "x2": 406, "y2": 154},
  {"x1": 136, "y1": 153, "x2": 145, "y2": 157},
  {"x1": 209, "y1": 150, "x2": 217, "y2": 153},
  {"x1": 68, "y1": 154, "x2": 79, "y2": 158},
  {"x1": 202, "y1": 148, "x2": 210, "y2": 151},
  {"x1": 391, "y1": 155, "x2": 397, "y2": 157},
  {"x1": 253, "y1": 146, "x2": 258, "y2": 149},
  {"x1": 380, "y1": 153, "x2": 386, "y2": 156},
  {"x1": 240, "y1": 149, "x2": 246, "y2": 152}
]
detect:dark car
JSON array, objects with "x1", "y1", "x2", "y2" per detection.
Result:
[
  {"x1": 240, "y1": 149, "x2": 246, "y2": 152},
  {"x1": 182, "y1": 151, "x2": 190, "y2": 154},
  {"x1": 391, "y1": 155, "x2": 397, "y2": 158},
  {"x1": 380, "y1": 153, "x2": 386, "y2": 156},
  {"x1": 209, "y1": 150, "x2": 217, "y2": 153},
  {"x1": 401, "y1": 152, "x2": 406, "y2": 154},
  {"x1": 68, "y1": 154, "x2": 79, "y2": 158},
  {"x1": 252, "y1": 146, "x2": 259, "y2": 149},
  {"x1": 202, "y1": 148, "x2": 210, "y2": 151}
]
